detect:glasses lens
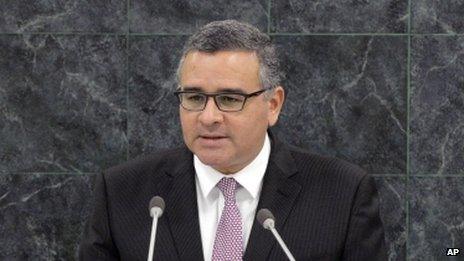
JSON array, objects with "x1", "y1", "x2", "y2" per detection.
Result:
[
  {"x1": 216, "y1": 94, "x2": 245, "y2": 111},
  {"x1": 181, "y1": 93, "x2": 206, "y2": 110}
]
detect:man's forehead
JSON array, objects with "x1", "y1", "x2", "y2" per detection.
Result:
[
  {"x1": 183, "y1": 50, "x2": 259, "y2": 66},
  {"x1": 180, "y1": 50, "x2": 261, "y2": 91}
]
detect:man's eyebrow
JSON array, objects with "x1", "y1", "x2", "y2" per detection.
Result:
[
  {"x1": 180, "y1": 86, "x2": 203, "y2": 91},
  {"x1": 216, "y1": 87, "x2": 246, "y2": 94},
  {"x1": 180, "y1": 86, "x2": 246, "y2": 93}
]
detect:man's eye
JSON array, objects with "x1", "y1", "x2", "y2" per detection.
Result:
[
  {"x1": 186, "y1": 94, "x2": 205, "y2": 102},
  {"x1": 219, "y1": 95, "x2": 243, "y2": 103}
]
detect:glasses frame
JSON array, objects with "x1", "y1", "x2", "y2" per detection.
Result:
[{"x1": 173, "y1": 87, "x2": 272, "y2": 112}]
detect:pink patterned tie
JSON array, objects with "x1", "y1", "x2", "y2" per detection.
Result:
[{"x1": 212, "y1": 177, "x2": 243, "y2": 261}]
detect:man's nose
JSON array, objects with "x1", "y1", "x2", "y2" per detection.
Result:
[{"x1": 198, "y1": 97, "x2": 223, "y2": 125}]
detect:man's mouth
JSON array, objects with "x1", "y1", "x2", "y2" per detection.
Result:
[{"x1": 199, "y1": 135, "x2": 227, "y2": 139}]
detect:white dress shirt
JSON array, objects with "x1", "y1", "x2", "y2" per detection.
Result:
[{"x1": 194, "y1": 133, "x2": 271, "y2": 261}]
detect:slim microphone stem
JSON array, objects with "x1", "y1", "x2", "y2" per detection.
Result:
[
  {"x1": 269, "y1": 227, "x2": 296, "y2": 261},
  {"x1": 147, "y1": 215, "x2": 159, "y2": 261}
]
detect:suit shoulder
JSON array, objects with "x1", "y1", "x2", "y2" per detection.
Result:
[
  {"x1": 287, "y1": 145, "x2": 368, "y2": 185},
  {"x1": 103, "y1": 147, "x2": 187, "y2": 185}
]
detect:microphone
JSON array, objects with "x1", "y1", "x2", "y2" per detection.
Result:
[
  {"x1": 257, "y1": 209, "x2": 296, "y2": 261},
  {"x1": 147, "y1": 196, "x2": 165, "y2": 261}
]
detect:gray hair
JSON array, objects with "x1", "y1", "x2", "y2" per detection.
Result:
[{"x1": 175, "y1": 20, "x2": 283, "y2": 98}]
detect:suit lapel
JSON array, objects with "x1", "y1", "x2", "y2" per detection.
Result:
[
  {"x1": 244, "y1": 133, "x2": 302, "y2": 260},
  {"x1": 164, "y1": 148, "x2": 204, "y2": 260}
]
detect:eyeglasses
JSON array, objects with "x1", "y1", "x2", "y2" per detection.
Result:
[{"x1": 173, "y1": 88, "x2": 271, "y2": 112}]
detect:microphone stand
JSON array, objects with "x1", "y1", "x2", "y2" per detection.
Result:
[
  {"x1": 147, "y1": 212, "x2": 160, "y2": 261},
  {"x1": 268, "y1": 225, "x2": 296, "y2": 261}
]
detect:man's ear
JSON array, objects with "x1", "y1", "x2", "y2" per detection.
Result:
[{"x1": 267, "y1": 86, "x2": 285, "y2": 127}]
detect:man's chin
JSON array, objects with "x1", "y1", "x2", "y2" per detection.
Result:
[
  {"x1": 195, "y1": 153, "x2": 231, "y2": 171},
  {"x1": 196, "y1": 154, "x2": 224, "y2": 167}
]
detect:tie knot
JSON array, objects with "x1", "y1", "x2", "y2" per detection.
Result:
[{"x1": 217, "y1": 177, "x2": 238, "y2": 200}]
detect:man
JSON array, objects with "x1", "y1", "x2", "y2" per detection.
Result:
[{"x1": 79, "y1": 20, "x2": 387, "y2": 260}]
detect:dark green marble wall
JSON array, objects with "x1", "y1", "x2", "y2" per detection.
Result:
[{"x1": 0, "y1": 0, "x2": 463, "y2": 260}]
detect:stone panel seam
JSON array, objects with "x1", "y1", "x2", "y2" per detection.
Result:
[{"x1": 406, "y1": 0, "x2": 412, "y2": 259}]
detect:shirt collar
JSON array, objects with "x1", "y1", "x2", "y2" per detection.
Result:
[{"x1": 194, "y1": 133, "x2": 271, "y2": 200}]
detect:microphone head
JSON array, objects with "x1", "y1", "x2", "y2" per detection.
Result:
[
  {"x1": 149, "y1": 196, "x2": 165, "y2": 217},
  {"x1": 257, "y1": 208, "x2": 275, "y2": 229}
]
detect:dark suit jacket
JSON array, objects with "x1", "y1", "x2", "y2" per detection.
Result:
[{"x1": 79, "y1": 133, "x2": 387, "y2": 260}]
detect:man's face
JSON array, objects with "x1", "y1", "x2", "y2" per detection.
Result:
[{"x1": 178, "y1": 50, "x2": 284, "y2": 174}]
